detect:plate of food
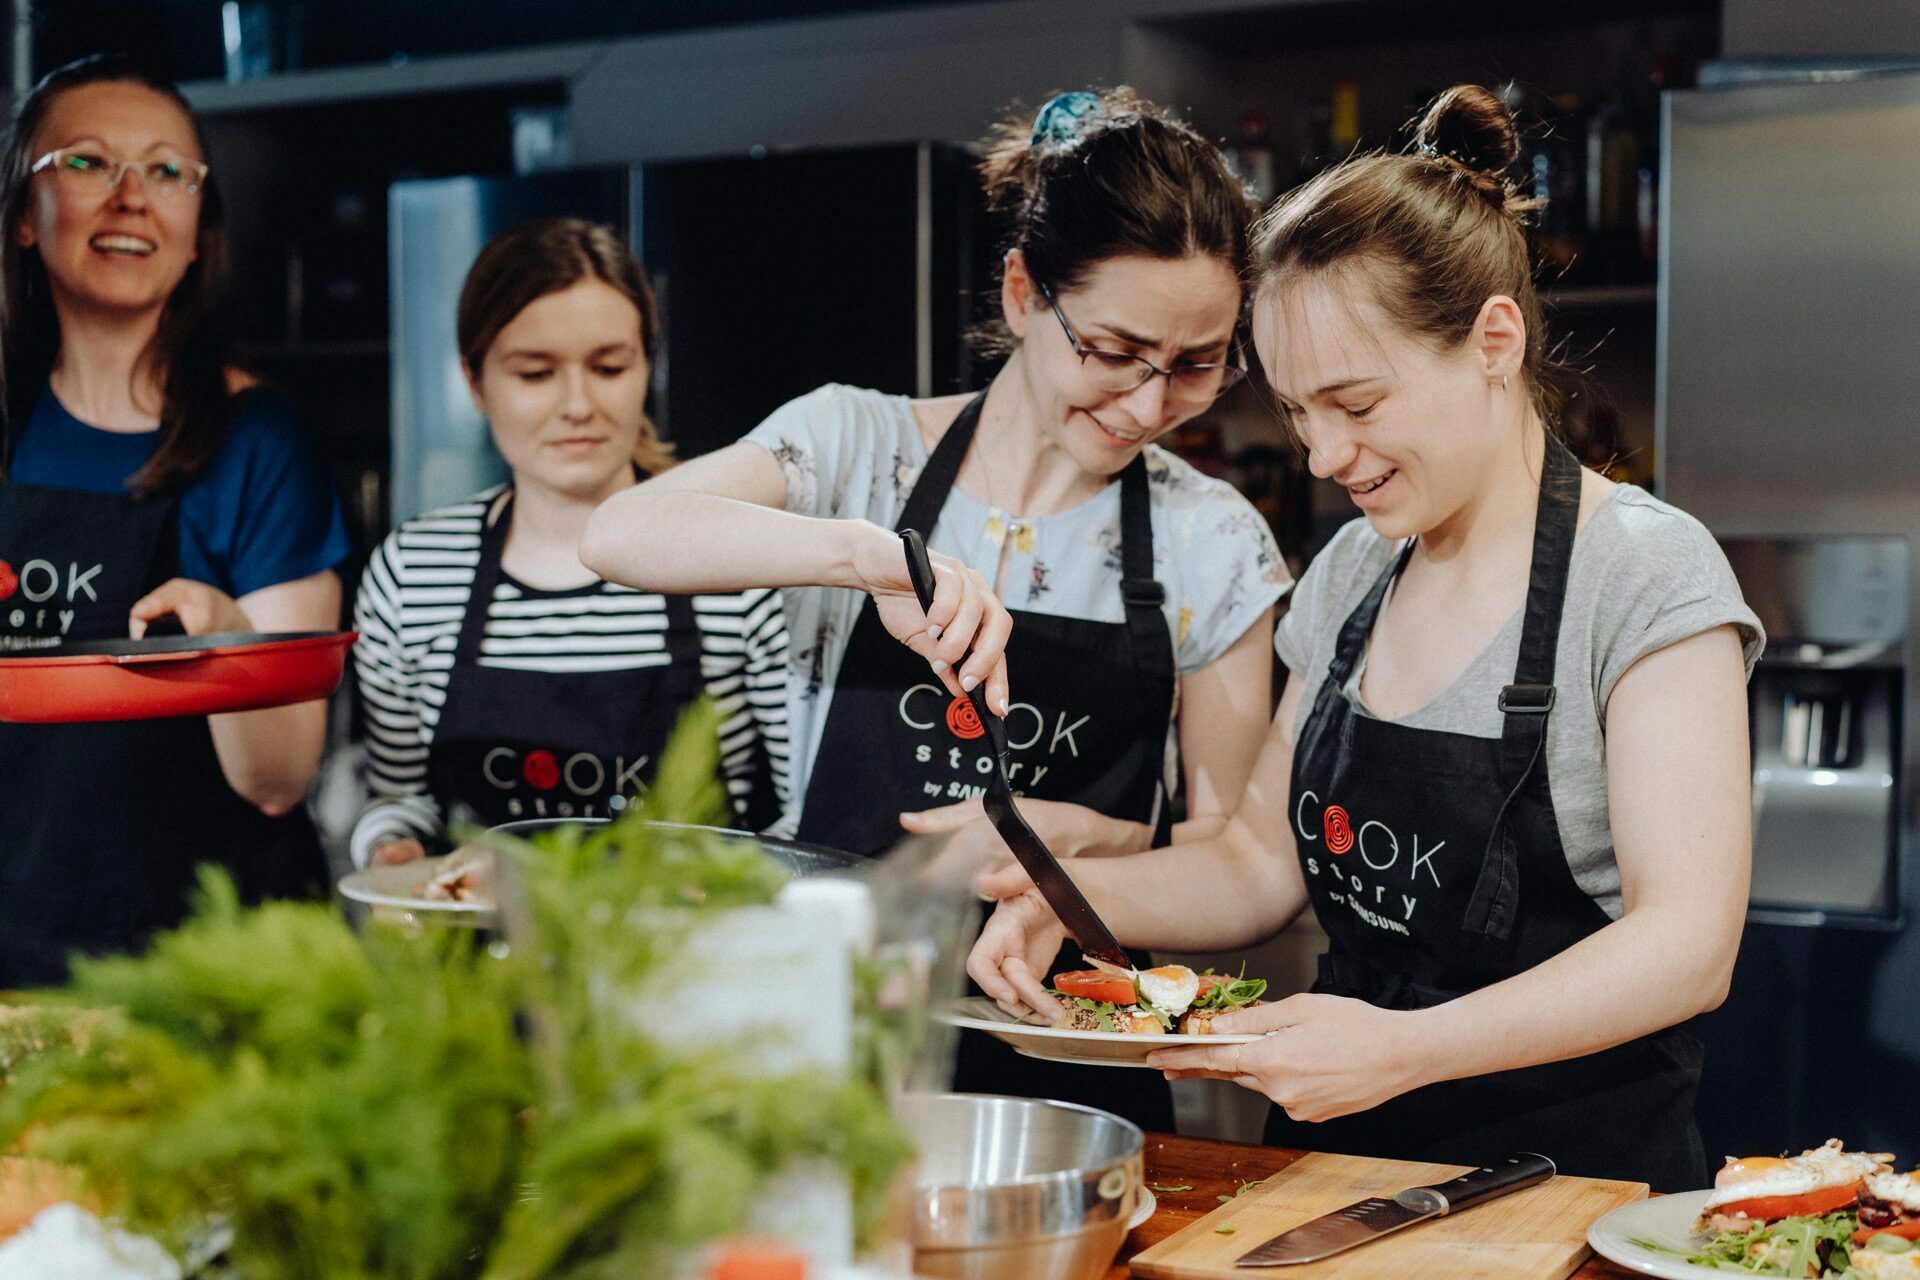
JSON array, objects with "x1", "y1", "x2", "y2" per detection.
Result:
[
  {"x1": 940, "y1": 960, "x2": 1268, "y2": 1068},
  {"x1": 336, "y1": 851, "x2": 496, "y2": 916},
  {"x1": 1586, "y1": 1139, "x2": 1918, "y2": 1278}
]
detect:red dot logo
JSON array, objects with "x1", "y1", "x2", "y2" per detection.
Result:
[
  {"x1": 522, "y1": 750, "x2": 561, "y2": 791},
  {"x1": 0, "y1": 560, "x2": 15, "y2": 601},
  {"x1": 1323, "y1": 805, "x2": 1355, "y2": 855},
  {"x1": 945, "y1": 695, "x2": 985, "y2": 740}
]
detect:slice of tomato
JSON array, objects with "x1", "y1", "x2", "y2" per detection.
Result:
[
  {"x1": 1195, "y1": 973, "x2": 1224, "y2": 999},
  {"x1": 1054, "y1": 970, "x2": 1137, "y2": 1005},
  {"x1": 1714, "y1": 1182, "x2": 1862, "y2": 1222},
  {"x1": 1853, "y1": 1218, "x2": 1920, "y2": 1245}
]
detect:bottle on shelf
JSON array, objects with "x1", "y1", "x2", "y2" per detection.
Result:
[
  {"x1": 1290, "y1": 93, "x2": 1334, "y2": 189},
  {"x1": 1328, "y1": 81, "x2": 1362, "y2": 162},
  {"x1": 1502, "y1": 82, "x2": 1588, "y2": 284},
  {"x1": 1226, "y1": 110, "x2": 1279, "y2": 209},
  {"x1": 1586, "y1": 83, "x2": 1642, "y2": 282}
]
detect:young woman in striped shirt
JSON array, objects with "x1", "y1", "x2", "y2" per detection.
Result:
[{"x1": 350, "y1": 218, "x2": 788, "y2": 868}]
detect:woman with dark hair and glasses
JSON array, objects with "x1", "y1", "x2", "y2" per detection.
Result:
[
  {"x1": 0, "y1": 56, "x2": 349, "y2": 985},
  {"x1": 583, "y1": 88, "x2": 1291, "y2": 1130},
  {"x1": 350, "y1": 217, "x2": 788, "y2": 873}
]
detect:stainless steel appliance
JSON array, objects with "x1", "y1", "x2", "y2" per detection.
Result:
[
  {"x1": 1662, "y1": 70, "x2": 1920, "y2": 1158},
  {"x1": 389, "y1": 144, "x2": 990, "y2": 522}
]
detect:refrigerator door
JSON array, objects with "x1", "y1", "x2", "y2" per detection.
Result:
[
  {"x1": 388, "y1": 169, "x2": 630, "y2": 522},
  {"x1": 1660, "y1": 72, "x2": 1920, "y2": 530}
]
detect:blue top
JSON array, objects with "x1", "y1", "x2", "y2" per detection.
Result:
[{"x1": 10, "y1": 386, "x2": 351, "y2": 597}]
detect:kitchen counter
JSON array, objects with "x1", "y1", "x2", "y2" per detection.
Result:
[{"x1": 1116, "y1": 1133, "x2": 1645, "y2": 1278}]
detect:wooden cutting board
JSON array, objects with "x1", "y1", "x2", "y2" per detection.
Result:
[{"x1": 1128, "y1": 1150, "x2": 1646, "y2": 1280}]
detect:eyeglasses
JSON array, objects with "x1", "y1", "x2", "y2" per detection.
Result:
[
  {"x1": 29, "y1": 148, "x2": 209, "y2": 198},
  {"x1": 1039, "y1": 282, "x2": 1247, "y2": 403}
]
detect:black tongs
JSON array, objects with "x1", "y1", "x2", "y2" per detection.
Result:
[{"x1": 900, "y1": 529, "x2": 1130, "y2": 968}]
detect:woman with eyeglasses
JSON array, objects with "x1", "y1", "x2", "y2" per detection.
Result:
[
  {"x1": 582, "y1": 88, "x2": 1291, "y2": 1129},
  {"x1": 0, "y1": 56, "x2": 348, "y2": 985}
]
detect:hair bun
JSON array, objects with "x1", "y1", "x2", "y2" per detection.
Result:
[
  {"x1": 1412, "y1": 84, "x2": 1521, "y2": 197},
  {"x1": 1030, "y1": 91, "x2": 1105, "y2": 148}
]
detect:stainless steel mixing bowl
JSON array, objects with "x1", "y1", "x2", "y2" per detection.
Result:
[
  {"x1": 897, "y1": 1092, "x2": 1144, "y2": 1280},
  {"x1": 486, "y1": 818, "x2": 871, "y2": 878}
]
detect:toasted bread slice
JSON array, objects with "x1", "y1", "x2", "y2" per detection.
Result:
[
  {"x1": 1054, "y1": 1005, "x2": 1164, "y2": 1034},
  {"x1": 1179, "y1": 1001, "x2": 1263, "y2": 1035}
]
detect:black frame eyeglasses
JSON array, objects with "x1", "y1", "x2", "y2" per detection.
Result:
[{"x1": 1038, "y1": 282, "x2": 1247, "y2": 404}]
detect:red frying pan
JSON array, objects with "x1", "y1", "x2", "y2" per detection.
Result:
[{"x1": 0, "y1": 630, "x2": 356, "y2": 723}]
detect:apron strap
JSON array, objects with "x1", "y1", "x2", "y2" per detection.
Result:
[
  {"x1": 1117, "y1": 455, "x2": 1178, "y2": 846},
  {"x1": 451, "y1": 489, "x2": 513, "y2": 673},
  {"x1": 1464, "y1": 432, "x2": 1584, "y2": 941},
  {"x1": 893, "y1": 391, "x2": 985, "y2": 537},
  {"x1": 1326, "y1": 538, "x2": 1415, "y2": 688}
]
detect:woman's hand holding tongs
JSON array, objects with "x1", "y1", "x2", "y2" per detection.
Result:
[{"x1": 852, "y1": 524, "x2": 1011, "y2": 713}]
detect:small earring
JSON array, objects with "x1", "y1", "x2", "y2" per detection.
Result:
[{"x1": 1501, "y1": 374, "x2": 1509, "y2": 392}]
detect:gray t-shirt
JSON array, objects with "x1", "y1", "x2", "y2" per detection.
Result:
[{"x1": 1275, "y1": 486, "x2": 1765, "y2": 919}]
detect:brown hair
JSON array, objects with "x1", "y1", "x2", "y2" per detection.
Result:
[
  {"x1": 974, "y1": 86, "x2": 1256, "y2": 353},
  {"x1": 1251, "y1": 84, "x2": 1590, "y2": 442},
  {"x1": 456, "y1": 217, "x2": 674, "y2": 476},
  {"x1": 0, "y1": 54, "x2": 237, "y2": 495}
]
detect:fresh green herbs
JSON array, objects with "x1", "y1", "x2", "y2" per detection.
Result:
[
  {"x1": 1630, "y1": 1210, "x2": 1864, "y2": 1276},
  {"x1": 1215, "y1": 1223, "x2": 1236, "y2": 1234},
  {"x1": 1219, "y1": 1178, "x2": 1268, "y2": 1204},
  {"x1": 0, "y1": 702, "x2": 912, "y2": 1280},
  {"x1": 1147, "y1": 1183, "x2": 1195, "y2": 1193},
  {"x1": 1192, "y1": 966, "x2": 1268, "y2": 1013}
]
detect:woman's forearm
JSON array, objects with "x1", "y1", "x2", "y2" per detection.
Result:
[
  {"x1": 210, "y1": 700, "x2": 328, "y2": 815},
  {"x1": 1399, "y1": 899, "x2": 1737, "y2": 1089},
  {"x1": 582, "y1": 488, "x2": 888, "y2": 594}
]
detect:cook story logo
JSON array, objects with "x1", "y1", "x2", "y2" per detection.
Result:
[
  {"x1": 480, "y1": 744, "x2": 648, "y2": 820},
  {"x1": 1295, "y1": 789, "x2": 1448, "y2": 937},
  {"x1": 897, "y1": 682, "x2": 1092, "y2": 802},
  {"x1": 0, "y1": 554, "x2": 106, "y2": 640}
]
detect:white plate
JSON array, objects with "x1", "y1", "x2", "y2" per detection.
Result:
[
  {"x1": 1128, "y1": 1187, "x2": 1158, "y2": 1231},
  {"x1": 336, "y1": 856, "x2": 494, "y2": 917},
  {"x1": 939, "y1": 997, "x2": 1261, "y2": 1069},
  {"x1": 1587, "y1": 1190, "x2": 1752, "y2": 1279}
]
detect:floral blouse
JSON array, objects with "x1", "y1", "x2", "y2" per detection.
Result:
[{"x1": 744, "y1": 383, "x2": 1293, "y2": 819}]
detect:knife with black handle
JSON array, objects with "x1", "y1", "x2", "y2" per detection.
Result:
[
  {"x1": 899, "y1": 529, "x2": 1131, "y2": 969},
  {"x1": 1234, "y1": 1152, "x2": 1557, "y2": 1266}
]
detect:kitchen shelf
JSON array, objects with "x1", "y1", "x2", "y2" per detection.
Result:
[{"x1": 1539, "y1": 284, "x2": 1659, "y2": 309}]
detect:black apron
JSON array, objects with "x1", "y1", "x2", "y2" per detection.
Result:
[
  {"x1": 423, "y1": 491, "x2": 709, "y2": 833},
  {"x1": 0, "y1": 478, "x2": 326, "y2": 988},
  {"x1": 795, "y1": 392, "x2": 1179, "y2": 1130},
  {"x1": 1268, "y1": 434, "x2": 1707, "y2": 1191}
]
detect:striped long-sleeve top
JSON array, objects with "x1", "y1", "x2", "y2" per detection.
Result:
[{"x1": 349, "y1": 488, "x2": 790, "y2": 866}]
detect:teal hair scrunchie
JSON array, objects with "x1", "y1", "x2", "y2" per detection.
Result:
[{"x1": 1030, "y1": 91, "x2": 1103, "y2": 147}]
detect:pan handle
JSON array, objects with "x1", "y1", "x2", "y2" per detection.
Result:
[{"x1": 110, "y1": 648, "x2": 214, "y2": 666}]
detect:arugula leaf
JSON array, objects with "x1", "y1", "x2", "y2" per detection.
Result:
[
  {"x1": 1192, "y1": 964, "x2": 1269, "y2": 1012},
  {"x1": 1630, "y1": 1209, "x2": 1862, "y2": 1276}
]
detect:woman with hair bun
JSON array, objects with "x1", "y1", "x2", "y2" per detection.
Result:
[
  {"x1": 351, "y1": 218, "x2": 788, "y2": 869},
  {"x1": 584, "y1": 88, "x2": 1290, "y2": 1128},
  {"x1": 969, "y1": 85, "x2": 1761, "y2": 1187}
]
